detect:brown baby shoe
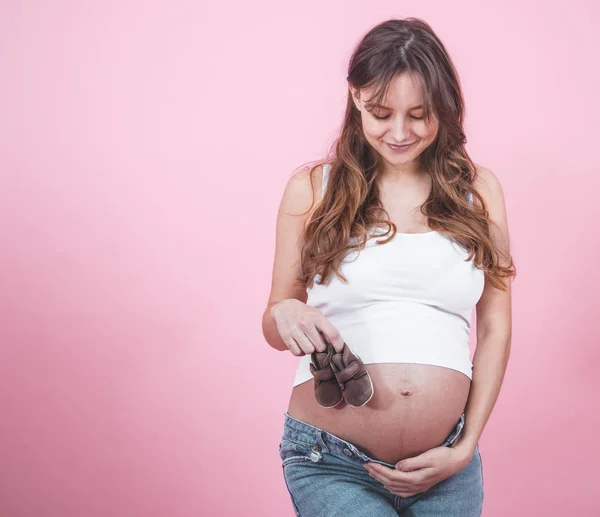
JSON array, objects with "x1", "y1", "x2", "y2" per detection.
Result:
[
  {"x1": 330, "y1": 343, "x2": 374, "y2": 408},
  {"x1": 309, "y1": 342, "x2": 344, "y2": 408}
]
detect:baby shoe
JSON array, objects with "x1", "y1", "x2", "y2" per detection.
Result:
[
  {"x1": 309, "y1": 342, "x2": 344, "y2": 408},
  {"x1": 330, "y1": 343, "x2": 374, "y2": 408}
]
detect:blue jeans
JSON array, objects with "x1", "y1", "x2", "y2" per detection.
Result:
[{"x1": 279, "y1": 412, "x2": 484, "y2": 516}]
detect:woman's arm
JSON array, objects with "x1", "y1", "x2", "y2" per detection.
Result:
[{"x1": 451, "y1": 165, "x2": 513, "y2": 460}]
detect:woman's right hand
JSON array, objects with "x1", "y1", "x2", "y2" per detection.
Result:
[{"x1": 270, "y1": 299, "x2": 344, "y2": 356}]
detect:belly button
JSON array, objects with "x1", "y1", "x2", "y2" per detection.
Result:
[{"x1": 401, "y1": 390, "x2": 412, "y2": 396}]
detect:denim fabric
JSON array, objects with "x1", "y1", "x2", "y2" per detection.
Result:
[{"x1": 278, "y1": 412, "x2": 483, "y2": 516}]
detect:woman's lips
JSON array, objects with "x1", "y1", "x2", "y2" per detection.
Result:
[{"x1": 387, "y1": 142, "x2": 415, "y2": 152}]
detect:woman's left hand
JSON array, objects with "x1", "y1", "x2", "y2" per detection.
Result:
[{"x1": 363, "y1": 446, "x2": 470, "y2": 498}]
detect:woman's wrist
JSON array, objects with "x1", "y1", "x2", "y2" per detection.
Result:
[{"x1": 450, "y1": 436, "x2": 476, "y2": 466}]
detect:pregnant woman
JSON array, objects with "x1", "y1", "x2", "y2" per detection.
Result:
[{"x1": 262, "y1": 18, "x2": 515, "y2": 516}]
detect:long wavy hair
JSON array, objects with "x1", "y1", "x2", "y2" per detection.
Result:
[{"x1": 296, "y1": 18, "x2": 516, "y2": 292}]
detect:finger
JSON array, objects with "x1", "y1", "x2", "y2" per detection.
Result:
[
  {"x1": 366, "y1": 470, "x2": 414, "y2": 494},
  {"x1": 386, "y1": 470, "x2": 434, "y2": 493},
  {"x1": 290, "y1": 329, "x2": 316, "y2": 355},
  {"x1": 286, "y1": 337, "x2": 305, "y2": 356},
  {"x1": 304, "y1": 326, "x2": 328, "y2": 353},
  {"x1": 396, "y1": 456, "x2": 433, "y2": 472},
  {"x1": 366, "y1": 470, "x2": 422, "y2": 495},
  {"x1": 316, "y1": 323, "x2": 344, "y2": 353},
  {"x1": 364, "y1": 463, "x2": 396, "y2": 484},
  {"x1": 366, "y1": 463, "x2": 420, "y2": 485}
]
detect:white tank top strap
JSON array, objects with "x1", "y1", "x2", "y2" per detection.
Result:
[
  {"x1": 467, "y1": 191, "x2": 473, "y2": 205},
  {"x1": 322, "y1": 163, "x2": 331, "y2": 199}
]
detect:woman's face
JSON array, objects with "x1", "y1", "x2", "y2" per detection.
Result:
[{"x1": 350, "y1": 72, "x2": 439, "y2": 170}]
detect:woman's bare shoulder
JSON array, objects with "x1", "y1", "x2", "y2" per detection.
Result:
[
  {"x1": 472, "y1": 163, "x2": 505, "y2": 207},
  {"x1": 278, "y1": 163, "x2": 327, "y2": 234},
  {"x1": 290, "y1": 162, "x2": 326, "y2": 201}
]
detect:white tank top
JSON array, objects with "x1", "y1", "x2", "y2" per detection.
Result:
[{"x1": 292, "y1": 163, "x2": 485, "y2": 387}]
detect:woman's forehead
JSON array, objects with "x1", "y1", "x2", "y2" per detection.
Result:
[{"x1": 362, "y1": 73, "x2": 425, "y2": 106}]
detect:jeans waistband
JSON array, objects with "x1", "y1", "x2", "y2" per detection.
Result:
[{"x1": 282, "y1": 411, "x2": 466, "y2": 469}]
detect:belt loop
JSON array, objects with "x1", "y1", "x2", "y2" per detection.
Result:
[{"x1": 316, "y1": 430, "x2": 329, "y2": 453}]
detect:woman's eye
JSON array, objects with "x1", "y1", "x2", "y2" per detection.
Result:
[{"x1": 372, "y1": 114, "x2": 423, "y2": 121}]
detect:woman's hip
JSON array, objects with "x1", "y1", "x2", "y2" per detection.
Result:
[{"x1": 278, "y1": 412, "x2": 483, "y2": 516}]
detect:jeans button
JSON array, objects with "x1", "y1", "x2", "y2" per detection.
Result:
[
  {"x1": 312, "y1": 445, "x2": 321, "y2": 451},
  {"x1": 309, "y1": 450, "x2": 322, "y2": 462}
]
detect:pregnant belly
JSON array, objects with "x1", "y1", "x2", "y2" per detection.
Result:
[{"x1": 286, "y1": 363, "x2": 471, "y2": 465}]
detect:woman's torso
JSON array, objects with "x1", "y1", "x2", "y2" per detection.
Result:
[{"x1": 286, "y1": 163, "x2": 481, "y2": 465}]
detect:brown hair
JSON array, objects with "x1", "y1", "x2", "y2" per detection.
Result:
[{"x1": 296, "y1": 18, "x2": 516, "y2": 292}]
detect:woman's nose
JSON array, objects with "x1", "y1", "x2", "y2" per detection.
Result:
[{"x1": 390, "y1": 118, "x2": 409, "y2": 141}]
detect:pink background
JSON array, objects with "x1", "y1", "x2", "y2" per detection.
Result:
[{"x1": 1, "y1": 1, "x2": 598, "y2": 516}]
